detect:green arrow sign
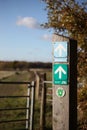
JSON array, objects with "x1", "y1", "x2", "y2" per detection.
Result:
[{"x1": 53, "y1": 64, "x2": 68, "y2": 85}]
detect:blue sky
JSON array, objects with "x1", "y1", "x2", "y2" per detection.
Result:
[{"x1": 0, "y1": 0, "x2": 52, "y2": 62}]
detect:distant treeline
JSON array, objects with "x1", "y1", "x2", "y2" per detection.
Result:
[{"x1": 0, "y1": 61, "x2": 52, "y2": 70}]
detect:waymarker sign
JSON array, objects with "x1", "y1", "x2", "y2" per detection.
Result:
[
  {"x1": 56, "y1": 87, "x2": 65, "y2": 97},
  {"x1": 53, "y1": 64, "x2": 68, "y2": 85},
  {"x1": 53, "y1": 41, "x2": 68, "y2": 62}
]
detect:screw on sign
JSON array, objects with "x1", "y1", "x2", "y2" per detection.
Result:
[{"x1": 56, "y1": 87, "x2": 65, "y2": 97}]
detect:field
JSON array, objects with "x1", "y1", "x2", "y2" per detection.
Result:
[
  {"x1": 0, "y1": 70, "x2": 86, "y2": 130},
  {"x1": 0, "y1": 70, "x2": 52, "y2": 130},
  {"x1": 0, "y1": 71, "x2": 15, "y2": 80}
]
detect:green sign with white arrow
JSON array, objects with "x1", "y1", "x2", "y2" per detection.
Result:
[{"x1": 53, "y1": 64, "x2": 68, "y2": 85}]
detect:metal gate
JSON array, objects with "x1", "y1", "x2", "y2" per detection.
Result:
[
  {"x1": 0, "y1": 72, "x2": 53, "y2": 130},
  {"x1": 0, "y1": 81, "x2": 35, "y2": 130}
]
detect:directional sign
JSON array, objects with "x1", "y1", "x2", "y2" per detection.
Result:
[
  {"x1": 54, "y1": 41, "x2": 68, "y2": 62},
  {"x1": 53, "y1": 64, "x2": 68, "y2": 85}
]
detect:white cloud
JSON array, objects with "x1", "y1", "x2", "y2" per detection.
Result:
[
  {"x1": 16, "y1": 16, "x2": 41, "y2": 29},
  {"x1": 41, "y1": 34, "x2": 52, "y2": 41}
]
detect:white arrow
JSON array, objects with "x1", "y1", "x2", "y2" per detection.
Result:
[
  {"x1": 55, "y1": 44, "x2": 66, "y2": 57},
  {"x1": 55, "y1": 66, "x2": 66, "y2": 79}
]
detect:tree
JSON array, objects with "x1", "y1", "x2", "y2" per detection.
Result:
[
  {"x1": 42, "y1": 0, "x2": 87, "y2": 82},
  {"x1": 42, "y1": 0, "x2": 87, "y2": 44}
]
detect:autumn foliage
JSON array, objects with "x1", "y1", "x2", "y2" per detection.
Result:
[{"x1": 42, "y1": 0, "x2": 87, "y2": 83}]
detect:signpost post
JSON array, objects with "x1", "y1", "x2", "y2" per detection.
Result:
[{"x1": 52, "y1": 34, "x2": 77, "y2": 130}]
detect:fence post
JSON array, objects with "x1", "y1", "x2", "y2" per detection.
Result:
[
  {"x1": 35, "y1": 72, "x2": 40, "y2": 100},
  {"x1": 40, "y1": 73, "x2": 46, "y2": 130},
  {"x1": 30, "y1": 81, "x2": 35, "y2": 130}
]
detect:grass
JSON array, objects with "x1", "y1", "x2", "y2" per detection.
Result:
[{"x1": 0, "y1": 71, "x2": 15, "y2": 80}]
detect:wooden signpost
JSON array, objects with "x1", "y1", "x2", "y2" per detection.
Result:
[{"x1": 52, "y1": 34, "x2": 77, "y2": 130}]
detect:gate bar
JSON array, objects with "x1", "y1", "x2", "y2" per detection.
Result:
[
  {"x1": 26, "y1": 84, "x2": 31, "y2": 129},
  {"x1": 0, "y1": 119, "x2": 28, "y2": 123},
  {"x1": 0, "y1": 81, "x2": 31, "y2": 84},
  {"x1": 0, "y1": 107, "x2": 29, "y2": 111},
  {"x1": 0, "y1": 96, "x2": 30, "y2": 98},
  {"x1": 30, "y1": 81, "x2": 35, "y2": 130}
]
